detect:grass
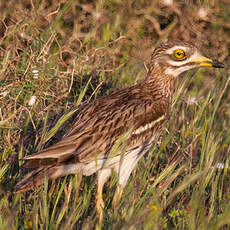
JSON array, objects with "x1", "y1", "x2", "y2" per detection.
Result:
[{"x1": 0, "y1": 0, "x2": 230, "y2": 229}]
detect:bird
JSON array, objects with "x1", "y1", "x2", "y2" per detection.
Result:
[{"x1": 14, "y1": 40, "x2": 224, "y2": 222}]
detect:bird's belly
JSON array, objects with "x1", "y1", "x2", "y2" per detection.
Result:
[
  {"x1": 82, "y1": 131, "x2": 158, "y2": 176},
  {"x1": 82, "y1": 145, "x2": 150, "y2": 176}
]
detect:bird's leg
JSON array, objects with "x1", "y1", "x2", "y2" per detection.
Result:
[
  {"x1": 113, "y1": 151, "x2": 143, "y2": 209},
  {"x1": 112, "y1": 184, "x2": 124, "y2": 208},
  {"x1": 96, "y1": 169, "x2": 111, "y2": 224}
]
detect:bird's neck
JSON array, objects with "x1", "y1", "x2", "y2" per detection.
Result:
[{"x1": 144, "y1": 64, "x2": 175, "y2": 100}]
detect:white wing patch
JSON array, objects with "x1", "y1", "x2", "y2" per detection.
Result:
[
  {"x1": 166, "y1": 46, "x2": 189, "y2": 55},
  {"x1": 133, "y1": 115, "x2": 165, "y2": 135}
]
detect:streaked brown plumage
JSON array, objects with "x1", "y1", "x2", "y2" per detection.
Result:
[{"x1": 14, "y1": 40, "x2": 224, "y2": 222}]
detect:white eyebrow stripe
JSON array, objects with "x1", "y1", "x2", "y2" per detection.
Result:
[
  {"x1": 166, "y1": 46, "x2": 189, "y2": 54},
  {"x1": 133, "y1": 115, "x2": 165, "y2": 135}
]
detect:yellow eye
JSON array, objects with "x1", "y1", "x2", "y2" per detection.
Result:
[{"x1": 173, "y1": 49, "x2": 185, "y2": 59}]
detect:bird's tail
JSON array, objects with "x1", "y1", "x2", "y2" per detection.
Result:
[
  {"x1": 14, "y1": 166, "x2": 58, "y2": 193},
  {"x1": 14, "y1": 162, "x2": 84, "y2": 193}
]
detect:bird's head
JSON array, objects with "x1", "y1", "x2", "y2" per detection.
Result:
[{"x1": 151, "y1": 40, "x2": 224, "y2": 77}]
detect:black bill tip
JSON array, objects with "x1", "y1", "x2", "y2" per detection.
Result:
[{"x1": 212, "y1": 59, "x2": 224, "y2": 68}]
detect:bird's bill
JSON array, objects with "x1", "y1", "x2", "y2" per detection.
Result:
[{"x1": 192, "y1": 56, "x2": 224, "y2": 68}]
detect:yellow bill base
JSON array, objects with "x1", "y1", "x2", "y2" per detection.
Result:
[
  {"x1": 200, "y1": 62, "x2": 213, "y2": 67},
  {"x1": 192, "y1": 56, "x2": 213, "y2": 67}
]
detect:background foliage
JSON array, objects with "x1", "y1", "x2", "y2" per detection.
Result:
[{"x1": 0, "y1": 0, "x2": 230, "y2": 229}]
